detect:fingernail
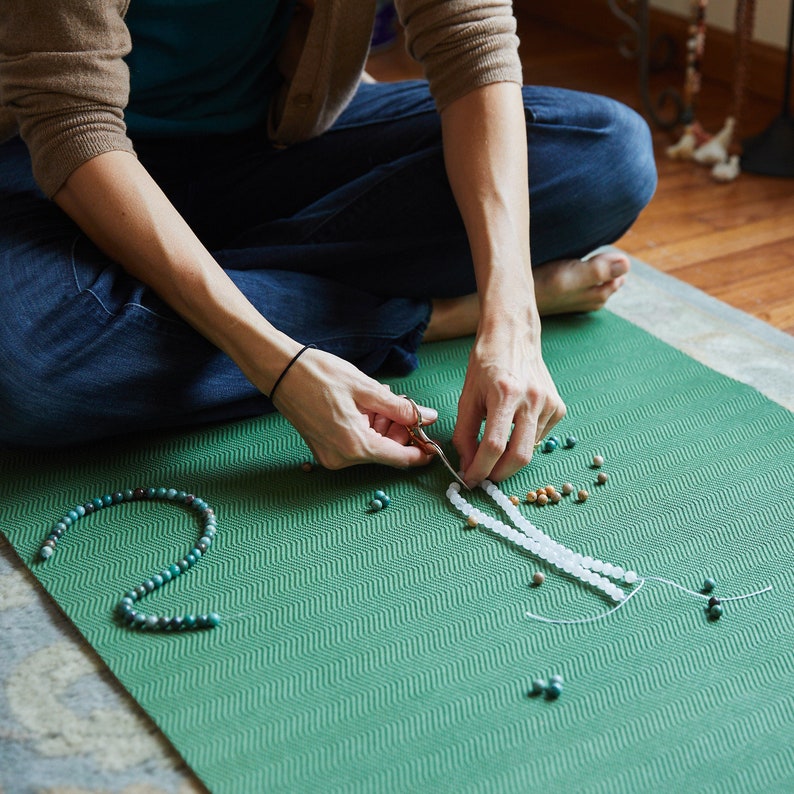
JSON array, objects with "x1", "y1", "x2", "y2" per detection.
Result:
[{"x1": 611, "y1": 259, "x2": 629, "y2": 278}]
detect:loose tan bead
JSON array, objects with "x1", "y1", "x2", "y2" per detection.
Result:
[
  {"x1": 301, "y1": 461, "x2": 313, "y2": 473},
  {"x1": 545, "y1": 485, "x2": 556, "y2": 495},
  {"x1": 532, "y1": 571, "x2": 545, "y2": 586},
  {"x1": 536, "y1": 487, "x2": 547, "y2": 496},
  {"x1": 577, "y1": 489, "x2": 589, "y2": 502},
  {"x1": 467, "y1": 516, "x2": 479, "y2": 528},
  {"x1": 537, "y1": 493, "x2": 549, "y2": 506},
  {"x1": 509, "y1": 495, "x2": 520, "y2": 505},
  {"x1": 596, "y1": 472, "x2": 608, "y2": 485},
  {"x1": 526, "y1": 491, "x2": 537, "y2": 503},
  {"x1": 561, "y1": 482, "x2": 574, "y2": 495},
  {"x1": 550, "y1": 492, "x2": 562, "y2": 503},
  {"x1": 593, "y1": 455, "x2": 604, "y2": 467}
]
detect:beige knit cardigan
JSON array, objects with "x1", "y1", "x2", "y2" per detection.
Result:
[{"x1": 0, "y1": 0, "x2": 522, "y2": 198}]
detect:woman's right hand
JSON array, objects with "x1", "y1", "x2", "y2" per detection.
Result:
[{"x1": 268, "y1": 346, "x2": 439, "y2": 470}]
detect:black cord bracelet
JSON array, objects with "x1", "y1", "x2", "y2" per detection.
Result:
[{"x1": 268, "y1": 344, "x2": 317, "y2": 401}]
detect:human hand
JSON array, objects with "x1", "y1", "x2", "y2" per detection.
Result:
[
  {"x1": 453, "y1": 323, "x2": 566, "y2": 487},
  {"x1": 270, "y1": 347, "x2": 439, "y2": 470}
]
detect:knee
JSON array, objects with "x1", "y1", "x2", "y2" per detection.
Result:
[{"x1": 601, "y1": 99, "x2": 657, "y2": 222}]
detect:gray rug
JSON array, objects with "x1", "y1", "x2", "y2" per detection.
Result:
[{"x1": 1, "y1": 252, "x2": 791, "y2": 794}]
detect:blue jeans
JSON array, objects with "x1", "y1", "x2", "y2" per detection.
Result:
[{"x1": 0, "y1": 82, "x2": 656, "y2": 446}]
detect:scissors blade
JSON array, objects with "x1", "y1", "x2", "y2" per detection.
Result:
[{"x1": 425, "y1": 438, "x2": 470, "y2": 490}]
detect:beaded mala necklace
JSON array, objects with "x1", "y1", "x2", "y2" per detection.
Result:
[{"x1": 38, "y1": 487, "x2": 220, "y2": 631}]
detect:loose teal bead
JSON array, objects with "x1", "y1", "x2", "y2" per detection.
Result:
[
  {"x1": 530, "y1": 678, "x2": 546, "y2": 696},
  {"x1": 550, "y1": 674, "x2": 564, "y2": 685},
  {"x1": 548, "y1": 436, "x2": 560, "y2": 447},
  {"x1": 207, "y1": 612, "x2": 221, "y2": 627},
  {"x1": 369, "y1": 499, "x2": 383, "y2": 512},
  {"x1": 702, "y1": 577, "x2": 716, "y2": 594},
  {"x1": 546, "y1": 681, "x2": 563, "y2": 699},
  {"x1": 708, "y1": 603, "x2": 724, "y2": 620},
  {"x1": 542, "y1": 439, "x2": 556, "y2": 453},
  {"x1": 374, "y1": 490, "x2": 390, "y2": 507},
  {"x1": 565, "y1": 435, "x2": 577, "y2": 448}
]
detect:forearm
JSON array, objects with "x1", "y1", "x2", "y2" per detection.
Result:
[
  {"x1": 440, "y1": 81, "x2": 538, "y2": 335},
  {"x1": 54, "y1": 151, "x2": 299, "y2": 393}
]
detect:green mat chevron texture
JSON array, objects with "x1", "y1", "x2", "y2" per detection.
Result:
[{"x1": 2, "y1": 310, "x2": 793, "y2": 793}]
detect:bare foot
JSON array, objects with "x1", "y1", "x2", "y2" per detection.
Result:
[
  {"x1": 534, "y1": 251, "x2": 630, "y2": 315},
  {"x1": 424, "y1": 251, "x2": 630, "y2": 341}
]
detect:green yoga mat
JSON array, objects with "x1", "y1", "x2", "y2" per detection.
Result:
[{"x1": 2, "y1": 310, "x2": 793, "y2": 793}]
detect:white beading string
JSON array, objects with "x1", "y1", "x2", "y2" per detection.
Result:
[{"x1": 445, "y1": 479, "x2": 773, "y2": 624}]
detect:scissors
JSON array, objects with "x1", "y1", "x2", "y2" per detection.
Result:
[{"x1": 403, "y1": 396, "x2": 470, "y2": 490}]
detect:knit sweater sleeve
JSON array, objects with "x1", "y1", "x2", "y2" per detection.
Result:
[
  {"x1": 0, "y1": 0, "x2": 135, "y2": 197},
  {"x1": 396, "y1": 0, "x2": 523, "y2": 111}
]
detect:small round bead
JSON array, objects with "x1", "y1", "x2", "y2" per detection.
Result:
[
  {"x1": 207, "y1": 612, "x2": 221, "y2": 627},
  {"x1": 157, "y1": 616, "x2": 170, "y2": 630},
  {"x1": 542, "y1": 439, "x2": 557, "y2": 453},
  {"x1": 708, "y1": 603, "x2": 724, "y2": 620},
  {"x1": 592, "y1": 455, "x2": 604, "y2": 467},
  {"x1": 536, "y1": 493, "x2": 549, "y2": 506},
  {"x1": 707, "y1": 596, "x2": 721, "y2": 609},
  {"x1": 536, "y1": 487, "x2": 547, "y2": 496},
  {"x1": 702, "y1": 577, "x2": 716, "y2": 593},
  {"x1": 183, "y1": 614, "x2": 197, "y2": 629},
  {"x1": 509, "y1": 495, "x2": 520, "y2": 506},
  {"x1": 624, "y1": 570, "x2": 638, "y2": 584},
  {"x1": 596, "y1": 472, "x2": 608, "y2": 485},
  {"x1": 145, "y1": 615, "x2": 159, "y2": 629},
  {"x1": 532, "y1": 571, "x2": 545, "y2": 586},
  {"x1": 83, "y1": 503, "x2": 95, "y2": 515},
  {"x1": 577, "y1": 489, "x2": 589, "y2": 502},
  {"x1": 133, "y1": 488, "x2": 147, "y2": 500},
  {"x1": 92, "y1": 497, "x2": 105, "y2": 509},
  {"x1": 374, "y1": 490, "x2": 390, "y2": 507},
  {"x1": 530, "y1": 678, "x2": 546, "y2": 696},
  {"x1": 561, "y1": 482, "x2": 574, "y2": 495},
  {"x1": 549, "y1": 674, "x2": 564, "y2": 685},
  {"x1": 564, "y1": 435, "x2": 577, "y2": 448},
  {"x1": 369, "y1": 498, "x2": 383, "y2": 512},
  {"x1": 545, "y1": 485, "x2": 556, "y2": 495},
  {"x1": 546, "y1": 681, "x2": 563, "y2": 700},
  {"x1": 466, "y1": 516, "x2": 479, "y2": 528},
  {"x1": 549, "y1": 492, "x2": 562, "y2": 504},
  {"x1": 301, "y1": 461, "x2": 313, "y2": 472},
  {"x1": 170, "y1": 616, "x2": 184, "y2": 631},
  {"x1": 526, "y1": 492, "x2": 537, "y2": 503},
  {"x1": 40, "y1": 546, "x2": 54, "y2": 560}
]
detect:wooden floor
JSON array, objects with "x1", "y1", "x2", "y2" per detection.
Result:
[{"x1": 368, "y1": 15, "x2": 794, "y2": 336}]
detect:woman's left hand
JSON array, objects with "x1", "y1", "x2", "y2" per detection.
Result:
[{"x1": 453, "y1": 318, "x2": 566, "y2": 487}]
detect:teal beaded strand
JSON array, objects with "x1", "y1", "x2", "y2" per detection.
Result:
[{"x1": 39, "y1": 487, "x2": 220, "y2": 631}]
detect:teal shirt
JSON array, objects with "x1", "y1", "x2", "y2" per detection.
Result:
[{"x1": 124, "y1": 0, "x2": 295, "y2": 137}]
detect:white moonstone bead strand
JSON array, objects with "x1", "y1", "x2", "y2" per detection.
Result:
[{"x1": 446, "y1": 480, "x2": 638, "y2": 603}]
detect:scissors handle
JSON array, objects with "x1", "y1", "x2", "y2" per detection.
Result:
[{"x1": 403, "y1": 397, "x2": 470, "y2": 489}]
